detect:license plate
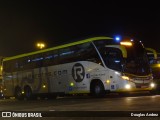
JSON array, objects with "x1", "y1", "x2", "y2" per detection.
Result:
[{"x1": 141, "y1": 86, "x2": 148, "y2": 88}]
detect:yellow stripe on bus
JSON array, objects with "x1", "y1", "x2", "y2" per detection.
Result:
[
  {"x1": 3, "y1": 36, "x2": 112, "y2": 61},
  {"x1": 116, "y1": 87, "x2": 152, "y2": 92}
]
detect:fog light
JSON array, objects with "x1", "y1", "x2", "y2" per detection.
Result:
[
  {"x1": 150, "y1": 83, "x2": 155, "y2": 88},
  {"x1": 125, "y1": 84, "x2": 131, "y2": 89}
]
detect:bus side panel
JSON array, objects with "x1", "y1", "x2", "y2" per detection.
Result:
[
  {"x1": 87, "y1": 62, "x2": 110, "y2": 91},
  {"x1": 32, "y1": 67, "x2": 49, "y2": 94},
  {"x1": 66, "y1": 61, "x2": 90, "y2": 94},
  {"x1": 3, "y1": 73, "x2": 15, "y2": 97},
  {"x1": 47, "y1": 65, "x2": 67, "y2": 93},
  {"x1": 47, "y1": 62, "x2": 89, "y2": 94}
]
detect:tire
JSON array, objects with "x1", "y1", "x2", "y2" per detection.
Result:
[
  {"x1": 15, "y1": 87, "x2": 24, "y2": 100},
  {"x1": 24, "y1": 86, "x2": 33, "y2": 100},
  {"x1": 91, "y1": 81, "x2": 105, "y2": 98}
]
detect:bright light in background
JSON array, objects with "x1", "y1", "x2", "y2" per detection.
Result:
[
  {"x1": 130, "y1": 39, "x2": 134, "y2": 41},
  {"x1": 36, "y1": 42, "x2": 46, "y2": 49}
]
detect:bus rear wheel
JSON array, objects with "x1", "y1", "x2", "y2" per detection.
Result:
[
  {"x1": 91, "y1": 81, "x2": 105, "y2": 97},
  {"x1": 24, "y1": 86, "x2": 33, "y2": 100}
]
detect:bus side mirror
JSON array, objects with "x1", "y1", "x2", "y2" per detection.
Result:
[{"x1": 121, "y1": 63, "x2": 125, "y2": 72}]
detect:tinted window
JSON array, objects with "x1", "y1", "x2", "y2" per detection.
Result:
[{"x1": 103, "y1": 48, "x2": 123, "y2": 71}]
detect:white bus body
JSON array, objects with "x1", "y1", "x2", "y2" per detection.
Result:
[{"x1": 2, "y1": 37, "x2": 154, "y2": 99}]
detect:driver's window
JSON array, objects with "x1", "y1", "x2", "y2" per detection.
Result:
[{"x1": 105, "y1": 48, "x2": 123, "y2": 71}]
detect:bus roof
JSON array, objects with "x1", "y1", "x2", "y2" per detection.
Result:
[{"x1": 3, "y1": 36, "x2": 113, "y2": 61}]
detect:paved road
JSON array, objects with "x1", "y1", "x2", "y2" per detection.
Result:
[{"x1": 0, "y1": 93, "x2": 160, "y2": 119}]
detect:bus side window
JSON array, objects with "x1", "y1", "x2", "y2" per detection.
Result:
[
  {"x1": 43, "y1": 52, "x2": 54, "y2": 66},
  {"x1": 19, "y1": 58, "x2": 27, "y2": 70},
  {"x1": 59, "y1": 47, "x2": 74, "y2": 64},
  {"x1": 31, "y1": 54, "x2": 44, "y2": 68},
  {"x1": 3, "y1": 62, "x2": 10, "y2": 73},
  {"x1": 73, "y1": 43, "x2": 102, "y2": 65},
  {"x1": 43, "y1": 50, "x2": 59, "y2": 66}
]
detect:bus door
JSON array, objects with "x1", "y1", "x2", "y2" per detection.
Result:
[{"x1": 104, "y1": 45, "x2": 126, "y2": 91}]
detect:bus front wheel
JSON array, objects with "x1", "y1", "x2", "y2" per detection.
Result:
[{"x1": 91, "y1": 81, "x2": 105, "y2": 97}]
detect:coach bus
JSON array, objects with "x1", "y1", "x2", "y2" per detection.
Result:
[
  {"x1": 0, "y1": 57, "x2": 4, "y2": 98},
  {"x1": 2, "y1": 36, "x2": 154, "y2": 100},
  {"x1": 146, "y1": 48, "x2": 160, "y2": 92},
  {"x1": 145, "y1": 48, "x2": 159, "y2": 64}
]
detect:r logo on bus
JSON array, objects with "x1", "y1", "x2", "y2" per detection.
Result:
[{"x1": 72, "y1": 63, "x2": 85, "y2": 82}]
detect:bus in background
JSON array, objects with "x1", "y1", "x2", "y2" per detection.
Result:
[
  {"x1": 2, "y1": 36, "x2": 154, "y2": 100},
  {"x1": 158, "y1": 53, "x2": 160, "y2": 59},
  {"x1": 0, "y1": 56, "x2": 4, "y2": 98},
  {"x1": 145, "y1": 48, "x2": 160, "y2": 64},
  {"x1": 146, "y1": 48, "x2": 160, "y2": 92}
]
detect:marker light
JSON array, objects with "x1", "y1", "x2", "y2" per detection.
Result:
[
  {"x1": 106, "y1": 80, "x2": 110, "y2": 84},
  {"x1": 43, "y1": 84, "x2": 46, "y2": 88},
  {"x1": 120, "y1": 42, "x2": 132, "y2": 46},
  {"x1": 0, "y1": 66, "x2": 2, "y2": 71},
  {"x1": 70, "y1": 82, "x2": 74, "y2": 86},
  {"x1": 115, "y1": 36, "x2": 121, "y2": 42},
  {"x1": 115, "y1": 71, "x2": 120, "y2": 75}
]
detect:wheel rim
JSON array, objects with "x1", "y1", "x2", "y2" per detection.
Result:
[
  {"x1": 25, "y1": 88, "x2": 32, "y2": 98},
  {"x1": 17, "y1": 90, "x2": 21, "y2": 97},
  {"x1": 15, "y1": 88, "x2": 23, "y2": 99},
  {"x1": 95, "y1": 85, "x2": 101, "y2": 95}
]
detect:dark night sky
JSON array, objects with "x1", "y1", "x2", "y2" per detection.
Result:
[{"x1": 0, "y1": 1, "x2": 160, "y2": 56}]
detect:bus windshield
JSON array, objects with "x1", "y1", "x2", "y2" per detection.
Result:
[
  {"x1": 94, "y1": 40, "x2": 150, "y2": 76},
  {"x1": 123, "y1": 41, "x2": 150, "y2": 76}
]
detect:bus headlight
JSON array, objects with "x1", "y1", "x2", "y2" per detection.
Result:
[
  {"x1": 150, "y1": 83, "x2": 155, "y2": 88},
  {"x1": 122, "y1": 76, "x2": 130, "y2": 80},
  {"x1": 125, "y1": 84, "x2": 131, "y2": 89}
]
